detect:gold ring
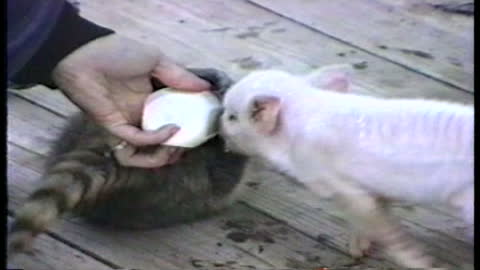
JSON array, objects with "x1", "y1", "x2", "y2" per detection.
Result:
[{"x1": 112, "y1": 140, "x2": 128, "y2": 151}]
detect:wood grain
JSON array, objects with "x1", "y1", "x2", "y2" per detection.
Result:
[
  {"x1": 65, "y1": 0, "x2": 473, "y2": 103},
  {"x1": 248, "y1": 0, "x2": 473, "y2": 92},
  {"x1": 239, "y1": 162, "x2": 473, "y2": 268},
  {"x1": 7, "y1": 219, "x2": 113, "y2": 270}
]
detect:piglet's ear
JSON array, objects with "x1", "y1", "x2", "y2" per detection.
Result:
[
  {"x1": 304, "y1": 64, "x2": 353, "y2": 93},
  {"x1": 249, "y1": 95, "x2": 281, "y2": 135}
]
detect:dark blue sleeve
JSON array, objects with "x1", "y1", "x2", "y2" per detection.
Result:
[{"x1": 8, "y1": 0, "x2": 114, "y2": 89}]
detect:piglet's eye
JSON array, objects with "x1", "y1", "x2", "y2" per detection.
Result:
[{"x1": 228, "y1": 114, "x2": 237, "y2": 121}]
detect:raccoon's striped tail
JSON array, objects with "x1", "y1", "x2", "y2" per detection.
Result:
[{"x1": 8, "y1": 150, "x2": 114, "y2": 256}]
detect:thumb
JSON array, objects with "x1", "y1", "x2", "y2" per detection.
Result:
[
  {"x1": 108, "y1": 123, "x2": 180, "y2": 146},
  {"x1": 152, "y1": 60, "x2": 211, "y2": 91}
]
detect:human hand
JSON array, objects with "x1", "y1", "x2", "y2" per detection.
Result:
[{"x1": 52, "y1": 34, "x2": 211, "y2": 168}]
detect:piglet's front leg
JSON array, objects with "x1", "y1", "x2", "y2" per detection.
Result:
[
  {"x1": 307, "y1": 179, "x2": 437, "y2": 269},
  {"x1": 349, "y1": 228, "x2": 373, "y2": 259}
]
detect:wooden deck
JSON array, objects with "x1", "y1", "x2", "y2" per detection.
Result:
[{"x1": 7, "y1": 0, "x2": 473, "y2": 269}]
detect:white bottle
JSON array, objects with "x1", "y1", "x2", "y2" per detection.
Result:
[{"x1": 142, "y1": 88, "x2": 223, "y2": 148}]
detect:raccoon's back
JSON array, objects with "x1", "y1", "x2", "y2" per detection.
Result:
[
  {"x1": 86, "y1": 136, "x2": 248, "y2": 229},
  {"x1": 50, "y1": 113, "x2": 247, "y2": 229},
  {"x1": 47, "y1": 113, "x2": 110, "y2": 165}
]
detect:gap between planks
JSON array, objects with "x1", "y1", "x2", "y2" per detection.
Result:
[
  {"x1": 7, "y1": 216, "x2": 115, "y2": 270},
  {"x1": 246, "y1": 0, "x2": 473, "y2": 93},
  {"x1": 73, "y1": 0, "x2": 473, "y2": 104}
]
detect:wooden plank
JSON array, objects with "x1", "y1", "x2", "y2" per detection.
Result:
[
  {"x1": 8, "y1": 141, "x2": 380, "y2": 270},
  {"x1": 7, "y1": 218, "x2": 113, "y2": 270},
  {"x1": 7, "y1": 93, "x2": 68, "y2": 155},
  {"x1": 59, "y1": 0, "x2": 473, "y2": 104},
  {"x1": 247, "y1": 0, "x2": 473, "y2": 92},
  {"x1": 8, "y1": 86, "x2": 80, "y2": 117},
  {"x1": 376, "y1": 0, "x2": 474, "y2": 34},
  {"x1": 239, "y1": 162, "x2": 474, "y2": 268},
  {"x1": 241, "y1": 163, "x2": 471, "y2": 243}
]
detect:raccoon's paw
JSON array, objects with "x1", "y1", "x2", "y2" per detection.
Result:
[
  {"x1": 349, "y1": 231, "x2": 372, "y2": 259},
  {"x1": 7, "y1": 231, "x2": 35, "y2": 257}
]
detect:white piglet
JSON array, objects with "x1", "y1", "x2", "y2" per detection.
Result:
[{"x1": 220, "y1": 65, "x2": 473, "y2": 269}]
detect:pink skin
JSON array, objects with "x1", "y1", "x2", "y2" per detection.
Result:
[{"x1": 220, "y1": 66, "x2": 473, "y2": 265}]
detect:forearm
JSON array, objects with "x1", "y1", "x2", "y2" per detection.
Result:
[{"x1": 8, "y1": 0, "x2": 114, "y2": 89}]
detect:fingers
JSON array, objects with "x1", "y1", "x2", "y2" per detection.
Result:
[
  {"x1": 114, "y1": 144, "x2": 184, "y2": 168},
  {"x1": 152, "y1": 60, "x2": 211, "y2": 91},
  {"x1": 114, "y1": 144, "x2": 171, "y2": 168},
  {"x1": 167, "y1": 148, "x2": 185, "y2": 164},
  {"x1": 107, "y1": 123, "x2": 179, "y2": 146},
  {"x1": 110, "y1": 123, "x2": 185, "y2": 168}
]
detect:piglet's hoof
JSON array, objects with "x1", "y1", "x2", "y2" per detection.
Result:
[{"x1": 349, "y1": 232, "x2": 372, "y2": 259}]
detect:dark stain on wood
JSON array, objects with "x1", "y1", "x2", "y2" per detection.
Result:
[
  {"x1": 246, "y1": 182, "x2": 260, "y2": 189},
  {"x1": 353, "y1": 61, "x2": 368, "y2": 69},
  {"x1": 236, "y1": 31, "x2": 260, "y2": 39},
  {"x1": 202, "y1": 27, "x2": 232, "y2": 32},
  {"x1": 222, "y1": 219, "x2": 256, "y2": 232},
  {"x1": 226, "y1": 230, "x2": 276, "y2": 244},
  {"x1": 271, "y1": 28, "x2": 287, "y2": 33},
  {"x1": 250, "y1": 231, "x2": 276, "y2": 243},
  {"x1": 316, "y1": 233, "x2": 332, "y2": 243},
  {"x1": 191, "y1": 258, "x2": 204, "y2": 268},
  {"x1": 231, "y1": 56, "x2": 263, "y2": 69},
  {"x1": 223, "y1": 219, "x2": 276, "y2": 244},
  {"x1": 263, "y1": 21, "x2": 278, "y2": 26},
  {"x1": 226, "y1": 231, "x2": 250, "y2": 243},
  {"x1": 398, "y1": 48, "x2": 434, "y2": 59}
]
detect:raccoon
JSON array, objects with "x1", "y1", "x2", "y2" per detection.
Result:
[{"x1": 8, "y1": 69, "x2": 249, "y2": 254}]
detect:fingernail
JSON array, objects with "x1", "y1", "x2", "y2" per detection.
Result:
[
  {"x1": 159, "y1": 124, "x2": 180, "y2": 133},
  {"x1": 167, "y1": 124, "x2": 179, "y2": 129}
]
